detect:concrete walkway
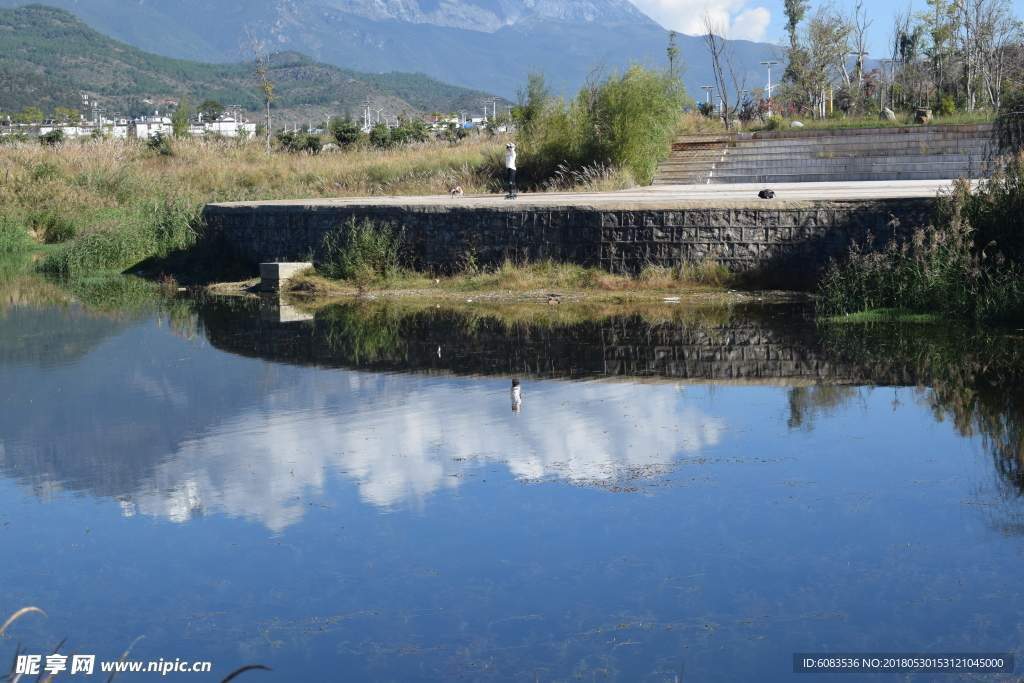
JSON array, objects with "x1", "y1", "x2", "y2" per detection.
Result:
[{"x1": 211, "y1": 179, "x2": 968, "y2": 211}]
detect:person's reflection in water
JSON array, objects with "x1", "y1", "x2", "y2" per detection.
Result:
[{"x1": 511, "y1": 379, "x2": 522, "y2": 413}]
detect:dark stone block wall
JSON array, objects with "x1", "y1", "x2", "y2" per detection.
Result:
[{"x1": 203, "y1": 197, "x2": 935, "y2": 275}]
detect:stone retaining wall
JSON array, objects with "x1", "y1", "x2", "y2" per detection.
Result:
[{"x1": 203, "y1": 197, "x2": 935, "y2": 275}]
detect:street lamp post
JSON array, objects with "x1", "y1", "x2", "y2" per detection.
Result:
[
  {"x1": 759, "y1": 61, "x2": 778, "y2": 99},
  {"x1": 878, "y1": 60, "x2": 894, "y2": 111},
  {"x1": 361, "y1": 100, "x2": 371, "y2": 130}
]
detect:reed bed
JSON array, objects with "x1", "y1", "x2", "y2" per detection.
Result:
[{"x1": 816, "y1": 177, "x2": 1024, "y2": 324}]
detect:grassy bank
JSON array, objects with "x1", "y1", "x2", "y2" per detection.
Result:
[
  {"x1": 280, "y1": 257, "x2": 745, "y2": 303},
  {"x1": 0, "y1": 121, "x2": 655, "y2": 281},
  {"x1": 0, "y1": 134, "x2": 516, "y2": 279},
  {"x1": 0, "y1": 64, "x2": 697, "y2": 284}
]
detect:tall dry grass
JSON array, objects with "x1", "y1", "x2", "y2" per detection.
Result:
[{"x1": 0, "y1": 134, "x2": 507, "y2": 275}]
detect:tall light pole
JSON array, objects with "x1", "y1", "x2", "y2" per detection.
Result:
[
  {"x1": 878, "y1": 59, "x2": 894, "y2": 111},
  {"x1": 759, "y1": 61, "x2": 778, "y2": 99},
  {"x1": 701, "y1": 85, "x2": 714, "y2": 104},
  {"x1": 361, "y1": 100, "x2": 371, "y2": 130}
]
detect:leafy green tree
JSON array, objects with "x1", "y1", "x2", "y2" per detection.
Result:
[
  {"x1": 390, "y1": 116, "x2": 428, "y2": 145},
  {"x1": 667, "y1": 30, "x2": 681, "y2": 78},
  {"x1": 328, "y1": 114, "x2": 361, "y2": 146},
  {"x1": 275, "y1": 130, "x2": 322, "y2": 153},
  {"x1": 171, "y1": 95, "x2": 193, "y2": 137},
  {"x1": 54, "y1": 107, "x2": 80, "y2": 124},
  {"x1": 512, "y1": 70, "x2": 554, "y2": 134},
  {"x1": 198, "y1": 99, "x2": 224, "y2": 122},
  {"x1": 443, "y1": 121, "x2": 468, "y2": 142},
  {"x1": 369, "y1": 122, "x2": 392, "y2": 148},
  {"x1": 14, "y1": 106, "x2": 43, "y2": 124}
]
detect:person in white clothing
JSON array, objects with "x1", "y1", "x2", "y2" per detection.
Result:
[
  {"x1": 504, "y1": 142, "x2": 517, "y2": 199},
  {"x1": 511, "y1": 379, "x2": 521, "y2": 413}
]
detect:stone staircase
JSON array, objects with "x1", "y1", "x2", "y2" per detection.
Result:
[{"x1": 653, "y1": 123, "x2": 994, "y2": 185}]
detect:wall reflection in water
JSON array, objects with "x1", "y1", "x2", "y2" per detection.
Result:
[{"x1": 2, "y1": 294, "x2": 1023, "y2": 532}]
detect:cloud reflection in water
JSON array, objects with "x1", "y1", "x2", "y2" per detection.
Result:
[{"x1": 131, "y1": 375, "x2": 727, "y2": 531}]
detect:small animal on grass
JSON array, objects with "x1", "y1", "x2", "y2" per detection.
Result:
[
  {"x1": 450, "y1": 186, "x2": 464, "y2": 197},
  {"x1": 758, "y1": 189, "x2": 775, "y2": 199}
]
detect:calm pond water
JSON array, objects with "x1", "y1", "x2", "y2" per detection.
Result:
[{"x1": 2, "y1": 288, "x2": 1024, "y2": 682}]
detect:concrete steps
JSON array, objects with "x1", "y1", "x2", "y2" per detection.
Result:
[
  {"x1": 661, "y1": 136, "x2": 729, "y2": 184},
  {"x1": 653, "y1": 123, "x2": 994, "y2": 185}
]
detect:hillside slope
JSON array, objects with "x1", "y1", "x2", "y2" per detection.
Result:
[
  {"x1": 0, "y1": 5, "x2": 504, "y2": 121},
  {"x1": 0, "y1": 0, "x2": 775, "y2": 99}
]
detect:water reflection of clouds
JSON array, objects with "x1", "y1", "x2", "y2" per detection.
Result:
[{"x1": 132, "y1": 376, "x2": 727, "y2": 531}]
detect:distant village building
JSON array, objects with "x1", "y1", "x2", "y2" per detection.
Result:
[
  {"x1": 423, "y1": 114, "x2": 458, "y2": 131},
  {"x1": 132, "y1": 112, "x2": 172, "y2": 139},
  {"x1": 111, "y1": 118, "x2": 132, "y2": 139},
  {"x1": 6, "y1": 109, "x2": 255, "y2": 141},
  {"x1": 205, "y1": 114, "x2": 257, "y2": 137}
]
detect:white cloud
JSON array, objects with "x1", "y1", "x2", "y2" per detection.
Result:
[
  {"x1": 628, "y1": 0, "x2": 771, "y2": 42},
  {"x1": 730, "y1": 6, "x2": 771, "y2": 41}
]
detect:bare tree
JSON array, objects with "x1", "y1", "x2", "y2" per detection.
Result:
[
  {"x1": 701, "y1": 13, "x2": 747, "y2": 128},
  {"x1": 845, "y1": 0, "x2": 873, "y2": 111},
  {"x1": 240, "y1": 26, "x2": 279, "y2": 153},
  {"x1": 970, "y1": 0, "x2": 1021, "y2": 109},
  {"x1": 895, "y1": 0, "x2": 1022, "y2": 111},
  {"x1": 702, "y1": 14, "x2": 731, "y2": 127}
]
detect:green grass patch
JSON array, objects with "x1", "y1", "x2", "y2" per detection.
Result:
[
  {"x1": 0, "y1": 216, "x2": 33, "y2": 254},
  {"x1": 826, "y1": 308, "x2": 943, "y2": 323}
]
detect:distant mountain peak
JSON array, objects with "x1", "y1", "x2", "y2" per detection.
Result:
[{"x1": 270, "y1": 0, "x2": 657, "y2": 34}]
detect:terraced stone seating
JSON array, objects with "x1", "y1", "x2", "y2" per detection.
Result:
[{"x1": 653, "y1": 123, "x2": 994, "y2": 185}]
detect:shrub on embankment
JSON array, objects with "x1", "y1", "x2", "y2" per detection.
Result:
[{"x1": 511, "y1": 65, "x2": 689, "y2": 189}]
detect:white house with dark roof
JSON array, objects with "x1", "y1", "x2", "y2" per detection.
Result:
[{"x1": 133, "y1": 113, "x2": 172, "y2": 139}]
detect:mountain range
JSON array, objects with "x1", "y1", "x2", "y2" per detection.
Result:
[
  {"x1": 0, "y1": 0, "x2": 776, "y2": 101},
  {"x1": 0, "y1": 5, "x2": 506, "y2": 123}
]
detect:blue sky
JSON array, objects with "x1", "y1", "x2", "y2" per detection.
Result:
[{"x1": 628, "y1": 0, "x2": 1024, "y2": 47}]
